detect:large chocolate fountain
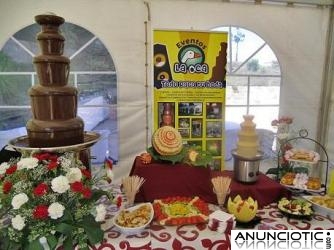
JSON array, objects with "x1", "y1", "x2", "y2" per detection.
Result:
[
  {"x1": 27, "y1": 14, "x2": 84, "y2": 147},
  {"x1": 9, "y1": 13, "x2": 99, "y2": 166}
]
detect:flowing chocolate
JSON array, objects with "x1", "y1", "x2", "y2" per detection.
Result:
[{"x1": 26, "y1": 14, "x2": 84, "y2": 147}]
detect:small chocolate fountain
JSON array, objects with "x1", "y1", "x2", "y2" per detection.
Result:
[
  {"x1": 9, "y1": 13, "x2": 100, "y2": 167},
  {"x1": 232, "y1": 115, "x2": 263, "y2": 183}
]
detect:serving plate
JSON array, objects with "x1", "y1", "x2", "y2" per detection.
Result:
[
  {"x1": 112, "y1": 202, "x2": 154, "y2": 235},
  {"x1": 284, "y1": 148, "x2": 320, "y2": 164},
  {"x1": 281, "y1": 183, "x2": 325, "y2": 194},
  {"x1": 302, "y1": 195, "x2": 334, "y2": 219},
  {"x1": 277, "y1": 197, "x2": 313, "y2": 220}
]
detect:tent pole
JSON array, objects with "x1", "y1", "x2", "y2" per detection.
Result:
[{"x1": 317, "y1": 6, "x2": 334, "y2": 155}]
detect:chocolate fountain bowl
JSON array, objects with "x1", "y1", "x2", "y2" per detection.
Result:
[
  {"x1": 8, "y1": 131, "x2": 100, "y2": 168},
  {"x1": 232, "y1": 149, "x2": 264, "y2": 183}
]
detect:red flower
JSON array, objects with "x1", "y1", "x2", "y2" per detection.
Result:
[
  {"x1": 3, "y1": 181, "x2": 12, "y2": 194},
  {"x1": 81, "y1": 187, "x2": 92, "y2": 199},
  {"x1": 33, "y1": 205, "x2": 49, "y2": 219},
  {"x1": 47, "y1": 160, "x2": 58, "y2": 170},
  {"x1": 116, "y1": 196, "x2": 122, "y2": 208},
  {"x1": 81, "y1": 169, "x2": 92, "y2": 179},
  {"x1": 71, "y1": 181, "x2": 84, "y2": 193},
  {"x1": 5, "y1": 165, "x2": 17, "y2": 175},
  {"x1": 104, "y1": 157, "x2": 113, "y2": 170},
  {"x1": 34, "y1": 152, "x2": 58, "y2": 162},
  {"x1": 34, "y1": 153, "x2": 52, "y2": 161},
  {"x1": 33, "y1": 183, "x2": 48, "y2": 196}
]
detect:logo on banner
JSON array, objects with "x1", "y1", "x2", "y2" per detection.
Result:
[
  {"x1": 174, "y1": 44, "x2": 208, "y2": 74},
  {"x1": 231, "y1": 230, "x2": 333, "y2": 250}
]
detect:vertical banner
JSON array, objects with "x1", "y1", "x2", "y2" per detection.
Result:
[{"x1": 153, "y1": 30, "x2": 228, "y2": 170}]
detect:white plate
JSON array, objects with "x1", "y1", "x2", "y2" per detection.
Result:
[
  {"x1": 302, "y1": 195, "x2": 334, "y2": 219},
  {"x1": 281, "y1": 183, "x2": 325, "y2": 194},
  {"x1": 112, "y1": 203, "x2": 154, "y2": 235}
]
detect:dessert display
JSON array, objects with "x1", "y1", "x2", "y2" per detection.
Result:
[
  {"x1": 235, "y1": 115, "x2": 260, "y2": 158},
  {"x1": 227, "y1": 195, "x2": 258, "y2": 223},
  {"x1": 153, "y1": 196, "x2": 209, "y2": 225},
  {"x1": 278, "y1": 197, "x2": 313, "y2": 217},
  {"x1": 152, "y1": 126, "x2": 183, "y2": 156},
  {"x1": 284, "y1": 148, "x2": 320, "y2": 163},
  {"x1": 280, "y1": 172, "x2": 322, "y2": 191},
  {"x1": 26, "y1": 14, "x2": 84, "y2": 147}
]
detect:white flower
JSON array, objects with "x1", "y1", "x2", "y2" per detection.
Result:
[
  {"x1": 11, "y1": 193, "x2": 29, "y2": 209},
  {"x1": 106, "y1": 169, "x2": 114, "y2": 180},
  {"x1": 59, "y1": 155, "x2": 72, "y2": 171},
  {"x1": 95, "y1": 204, "x2": 107, "y2": 222},
  {"x1": 11, "y1": 214, "x2": 25, "y2": 231},
  {"x1": 17, "y1": 157, "x2": 39, "y2": 170},
  {"x1": 51, "y1": 175, "x2": 70, "y2": 194},
  {"x1": 0, "y1": 162, "x2": 10, "y2": 175},
  {"x1": 66, "y1": 168, "x2": 82, "y2": 183},
  {"x1": 48, "y1": 202, "x2": 65, "y2": 219}
]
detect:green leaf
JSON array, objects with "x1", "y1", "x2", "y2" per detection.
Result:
[
  {"x1": 266, "y1": 167, "x2": 279, "y2": 175},
  {"x1": 80, "y1": 216, "x2": 104, "y2": 245},
  {"x1": 147, "y1": 146, "x2": 187, "y2": 164},
  {"x1": 59, "y1": 209, "x2": 74, "y2": 223},
  {"x1": 90, "y1": 189, "x2": 109, "y2": 202},
  {"x1": 46, "y1": 235, "x2": 58, "y2": 250},
  {"x1": 55, "y1": 222, "x2": 76, "y2": 235},
  {"x1": 26, "y1": 239, "x2": 44, "y2": 250},
  {"x1": 62, "y1": 235, "x2": 74, "y2": 250}
]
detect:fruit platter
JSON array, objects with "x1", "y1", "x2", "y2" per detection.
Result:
[
  {"x1": 152, "y1": 196, "x2": 210, "y2": 225},
  {"x1": 277, "y1": 197, "x2": 313, "y2": 219}
]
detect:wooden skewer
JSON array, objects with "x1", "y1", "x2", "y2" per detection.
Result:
[{"x1": 211, "y1": 176, "x2": 231, "y2": 194}]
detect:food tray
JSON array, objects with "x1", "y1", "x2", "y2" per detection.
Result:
[
  {"x1": 284, "y1": 149, "x2": 320, "y2": 164},
  {"x1": 302, "y1": 195, "x2": 334, "y2": 219},
  {"x1": 153, "y1": 196, "x2": 209, "y2": 225},
  {"x1": 113, "y1": 203, "x2": 154, "y2": 235},
  {"x1": 277, "y1": 198, "x2": 313, "y2": 220}
]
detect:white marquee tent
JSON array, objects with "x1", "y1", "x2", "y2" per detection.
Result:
[{"x1": 0, "y1": 0, "x2": 333, "y2": 182}]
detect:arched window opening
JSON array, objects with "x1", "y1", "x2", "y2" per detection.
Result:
[
  {"x1": 212, "y1": 26, "x2": 281, "y2": 131},
  {"x1": 0, "y1": 22, "x2": 118, "y2": 164}
]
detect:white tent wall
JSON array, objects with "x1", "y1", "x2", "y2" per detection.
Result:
[{"x1": 0, "y1": 0, "x2": 333, "y2": 181}]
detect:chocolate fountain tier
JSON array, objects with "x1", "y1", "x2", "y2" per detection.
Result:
[
  {"x1": 37, "y1": 32, "x2": 65, "y2": 55},
  {"x1": 34, "y1": 55, "x2": 69, "y2": 86},
  {"x1": 29, "y1": 85, "x2": 79, "y2": 120},
  {"x1": 26, "y1": 117, "x2": 84, "y2": 147},
  {"x1": 35, "y1": 14, "x2": 65, "y2": 27}
]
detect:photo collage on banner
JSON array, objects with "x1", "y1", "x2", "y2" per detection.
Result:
[{"x1": 153, "y1": 30, "x2": 228, "y2": 170}]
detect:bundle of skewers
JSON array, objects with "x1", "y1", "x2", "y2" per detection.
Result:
[
  {"x1": 211, "y1": 176, "x2": 232, "y2": 206},
  {"x1": 121, "y1": 175, "x2": 145, "y2": 206}
]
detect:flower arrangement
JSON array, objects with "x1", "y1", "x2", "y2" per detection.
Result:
[
  {"x1": 266, "y1": 116, "x2": 295, "y2": 178},
  {"x1": 0, "y1": 151, "x2": 113, "y2": 250}
]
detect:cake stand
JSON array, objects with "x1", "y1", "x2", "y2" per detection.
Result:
[{"x1": 8, "y1": 131, "x2": 100, "y2": 169}]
